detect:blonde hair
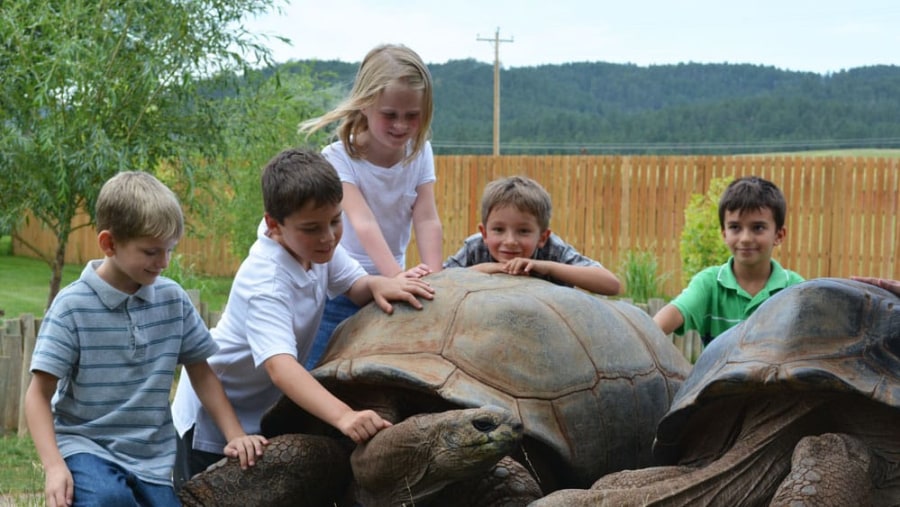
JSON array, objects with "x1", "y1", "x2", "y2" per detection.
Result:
[
  {"x1": 481, "y1": 176, "x2": 552, "y2": 231},
  {"x1": 299, "y1": 44, "x2": 433, "y2": 164},
  {"x1": 96, "y1": 171, "x2": 184, "y2": 242}
]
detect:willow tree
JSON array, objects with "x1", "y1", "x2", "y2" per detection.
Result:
[
  {"x1": 0, "y1": 0, "x2": 282, "y2": 308},
  {"x1": 213, "y1": 64, "x2": 342, "y2": 259}
]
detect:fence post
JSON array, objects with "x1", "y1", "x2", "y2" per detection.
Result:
[
  {"x1": 646, "y1": 298, "x2": 690, "y2": 361},
  {"x1": 1, "y1": 318, "x2": 23, "y2": 432},
  {"x1": 208, "y1": 310, "x2": 223, "y2": 328},
  {"x1": 0, "y1": 323, "x2": 8, "y2": 431},
  {"x1": 682, "y1": 331, "x2": 694, "y2": 364},
  {"x1": 690, "y1": 332, "x2": 704, "y2": 363},
  {"x1": 646, "y1": 298, "x2": 665, "y2": 316},
  {"x1": 18, "y1": 315, "x2": 37, "y2": 437}
]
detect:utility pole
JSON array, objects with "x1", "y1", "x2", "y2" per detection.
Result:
[{"x1": 477, "y1": 28, "x2": 513, "y2": 155}]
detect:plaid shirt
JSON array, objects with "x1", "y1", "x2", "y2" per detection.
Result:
[{"x1": 443, "y1": 233, "x2": 602, "y2": 287}]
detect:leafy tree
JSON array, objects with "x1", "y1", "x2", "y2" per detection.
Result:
[
  {"x1": 207, "y1": 65, "x2": 339, "y2": 258},
  {"x1": 0, "y1": 0, "x2": 282, "y2": 308}
]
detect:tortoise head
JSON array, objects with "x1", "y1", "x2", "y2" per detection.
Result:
[{"x1": 350, "y1": 405, "x2": 524, "y2": 505}]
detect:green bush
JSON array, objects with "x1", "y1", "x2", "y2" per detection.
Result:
[
  {"x1": 164, "y1": 253, "x2": 204, "y2": 292},
  {"x1": 618, "y1": 249, "x2": 670, "y2": 303},
  {"x1": 680, "y1": 178, "x2": 731, "y2": 282}
]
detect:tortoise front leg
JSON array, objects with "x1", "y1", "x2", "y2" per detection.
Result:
[
  {"x1": 769, "y1": 433, "x2": 875, "y2": 507},
  {"x1": 179, "y1": 433, "x2": 353, "y2": 507},
  {"x1": 432, "y1": 456, "x2": 543, "y2": 507}
]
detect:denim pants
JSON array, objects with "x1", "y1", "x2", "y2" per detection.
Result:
[
  {"x1": 65, "y1": 453, "x2": 179, "y2": 507},
  {"x1": 306, "y1": 294, "x2": 360, "y2": 369}
]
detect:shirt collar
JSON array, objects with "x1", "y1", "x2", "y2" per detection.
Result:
[
  {"x1": 254, "y1": 217, "x2": 315, "y2": 287},
  {"x1": 716, "y1": 257, "x2": 792, "y2": 297},
  {"x1": 81, "y1": 259, "x2": 155, "y2": 309}
]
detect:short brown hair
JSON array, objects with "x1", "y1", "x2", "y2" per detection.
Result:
[
  {"x1": 718, "y1": 175, "x2": 787, "y2": 229},
  {"x1": 261, "y1": 148, "x2": 342, "y2": 223},
  {"x1": 481, "y1": 176, "x2": 552, "y2": 231}
]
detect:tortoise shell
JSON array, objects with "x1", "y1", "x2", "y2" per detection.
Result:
[
  {"x1": 654, "y1": 277, "x2": 900, "y2": 461},
  {"x1": 309, "y1": 268, "x2": 691, "y2": 490}
]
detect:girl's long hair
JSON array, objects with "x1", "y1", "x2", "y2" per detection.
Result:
[{"x1": 299, "y1": 44, "x2": 433, "y2": 164}]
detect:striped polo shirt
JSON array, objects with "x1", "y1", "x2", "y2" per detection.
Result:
[{"x1": 30, "y1": 260, "x2": 218, "y2": 486}]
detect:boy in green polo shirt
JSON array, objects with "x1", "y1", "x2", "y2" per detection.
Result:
[{"x1": 654, "y1": 176, "x2": 804, "y2": 346}]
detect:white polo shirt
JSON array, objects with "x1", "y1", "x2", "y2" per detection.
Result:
[{"x1": 172, "y1": 220, "x2": 366, "y2": 453}]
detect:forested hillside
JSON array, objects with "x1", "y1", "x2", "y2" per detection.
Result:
[{"x1": 275, "y1": 60, "x2": 900, "y2": 155}]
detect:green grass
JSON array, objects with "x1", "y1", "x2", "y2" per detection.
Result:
[
  {"x1": 0, "y1": 434, "x2": 42, "y2": 498},
  {"x1": 0, "y1": 240, "x2": 232, "y2": 318},
  {"x1": 0, "y1": 256, "x2": 83, "y2": 317}
]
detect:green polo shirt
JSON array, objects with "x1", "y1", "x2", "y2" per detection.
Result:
[{"x1": 671, "y1": 257, "x2": 804, "y2": 345}]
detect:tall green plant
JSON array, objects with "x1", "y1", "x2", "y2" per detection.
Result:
[
  {"x1": 680, "y1": 178, "x2": 731, "y2": 282},
  {"x1": 618, "y1": 249, "x2": 670, "y2": 303}
]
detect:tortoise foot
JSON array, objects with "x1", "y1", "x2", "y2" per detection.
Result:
[
  {"x1": 770, "y1": 433, "x2": 873, "y2": 507},
  {"x1": 434, "y1": 455, "x2": 543, "y2": 507}
]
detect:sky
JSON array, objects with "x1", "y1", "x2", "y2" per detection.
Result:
[{"x1": 242, "y1": 0, "x2": 900, "y2": 74}]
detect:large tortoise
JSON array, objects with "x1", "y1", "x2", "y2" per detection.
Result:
[
  {"x1": 534, "y1": 277, "x2": 900, "y2": 506},
  {"x1": 179, "y1": 268, "x2": 691, "y2": 506}
]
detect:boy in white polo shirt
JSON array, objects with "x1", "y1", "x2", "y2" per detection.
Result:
[{"x1": 172, "y1": 148, "x2": 434, "y2": 482}]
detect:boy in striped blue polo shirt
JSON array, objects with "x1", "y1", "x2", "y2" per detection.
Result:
[
  {"x1": 653, "y1": 176, "x2": 805, "y2": 347},
  {"x1": 25, "y1": 172, "x2": 268, "y2": 507}
]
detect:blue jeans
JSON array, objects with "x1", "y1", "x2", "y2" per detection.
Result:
[
  {"x1": 65, "y1": 453, "x2": 179, "y2": 507},
  {"x1": 306, "y1": 294, "x2": 359, "y2": 369}
]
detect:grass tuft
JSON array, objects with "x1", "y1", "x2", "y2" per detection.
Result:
[
  {"x1": 0, "y1": 434, "x2": 42, "y2": 500},
  {"x1": 618, "y1": 249, "x2": 671, "y2": 304}
]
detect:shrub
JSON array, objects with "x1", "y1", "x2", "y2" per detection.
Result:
[{"x1": 680, "y1": 178, "x2": 731, "y2": 282}]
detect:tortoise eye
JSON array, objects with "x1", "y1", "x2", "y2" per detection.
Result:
[{"x1": 472, "y1": 418, "x2": 499, "y2": 433}]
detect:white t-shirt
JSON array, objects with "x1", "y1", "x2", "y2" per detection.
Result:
[
  {"x1": 322, "y1": 140, "x2": 436, "y2": 275},
  {"x1": 171, "y1": 219, "x2": 366, "y2": 453}
]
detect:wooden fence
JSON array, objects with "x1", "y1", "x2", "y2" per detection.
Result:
[
  {"x1": 13, "y1": 155, "x2": 900, "y2": 295},
  {"x1": 0, "y1": 296, "x2": 698, "y2": 435}
]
